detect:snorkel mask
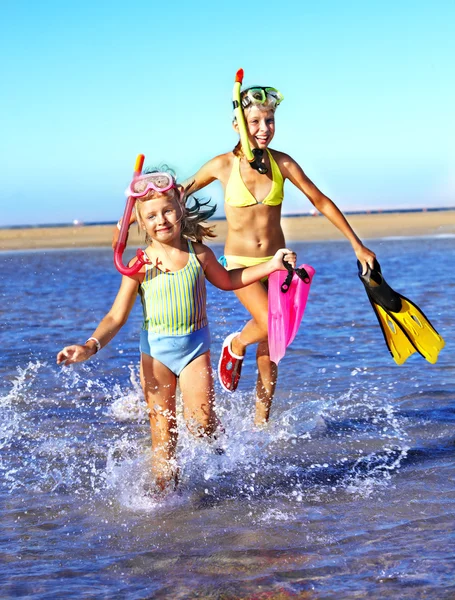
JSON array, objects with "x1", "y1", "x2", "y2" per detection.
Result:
[
  {"x1": 125, "y1": 172, "x2": 175, "y2": 198},
  {"x1": 114, "y1": 155, "x2": 177, "y2": 276},
  {"x1": 232, "y1": 69, "x2": 283, "y2": 175},
  {"x1": 241, "y1": 86, "x2": 284, "y2": 109}
]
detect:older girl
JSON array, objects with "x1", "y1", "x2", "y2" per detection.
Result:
[{"x1": 181, "y1": 83, "x2": 376, "y2": 425}]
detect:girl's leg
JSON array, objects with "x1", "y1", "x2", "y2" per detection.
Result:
[
  {"x1": 231, "y1": 280, "x2": 269, "y2": 353},
  {"x1": 230, "y1": 281, "x2": 269, "y2": 356},
  {"x1": 231, "y1": 282, "x2": 277, "y2": 424},
  {"x1": 140, "y1": 353, "x2": 178, "y2": 490},
  {"x1": 178, "y1": 351, "x2": 217, "y2": 438},
  {"x1": 255, "y1": 340, "x2": 277, "y2": 426}
]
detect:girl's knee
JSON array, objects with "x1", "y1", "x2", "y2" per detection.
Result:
[
  {"x1": 250, "y1": 316, "x2": 268, "y2": 338},
  {"x1": 186, "y1": 420, "x2": 214, "y2": 438},
  {"x1": 149, "y1": 407, "x2": 176, "y2": 432},
  {"x1": 185, "y1": 409, "x2": 215, "y2": 438},
  {"x1": 149, "y1": 406, "x2": 177, "y2": 451}
]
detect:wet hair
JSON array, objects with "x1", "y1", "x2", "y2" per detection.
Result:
[
  {"x1": 135, "y1": 165, "x2": 217, "y2": 243},
  {"x1": 180, "y1": 182, "x2": 217, "y2": 242},
  {"x1": 232, "y1": 89, "x2": 278, "y2": 157},
  {"x1": 232, "y1": 141, "x2": 243, "y2": 157}
]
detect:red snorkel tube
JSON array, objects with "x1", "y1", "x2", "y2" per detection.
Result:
[{"x1": 114, "y1": 154, "x2": 151, "y2": 276}]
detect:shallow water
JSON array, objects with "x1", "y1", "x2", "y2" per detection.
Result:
[{"x1": 1, "y1": 237, "x2": 454, "y2": 599}]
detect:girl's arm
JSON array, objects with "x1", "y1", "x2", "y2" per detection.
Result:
[
  {"x1": 180, "y1": 154, "x2": 230, "y2": 193},
  {"x1": 195, "y1": 245, "x2": 296, "y2": 291},
  {"x1": 56, "y1": 275, "x2": 140, "y2": 366},
  {"x1": 279, "y1": 153, "x2": 376, "y2": 270}
]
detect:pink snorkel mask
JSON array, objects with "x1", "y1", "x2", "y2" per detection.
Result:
[
  {"x1": 125, "y1": 172, "x2": 176, "y2": 198},
  {"x1": 115, "y1": 155, "x2": 178, "y2": 276}
]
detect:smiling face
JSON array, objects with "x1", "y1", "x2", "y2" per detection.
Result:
[
  {"x1": 242, "y1": 105, "x2": 276, "y2": 150},
  {"x1": 136, "y1": 191, "x2": 182, "y2": 244}
]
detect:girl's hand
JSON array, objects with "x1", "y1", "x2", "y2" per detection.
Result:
[
  {"x1": 272, "y1": 248, "x2": 297, "y2": 271},
  {"x1": 111, "y1": 211, "x2": 137, "y2": 250},
  {"x1": 56, "y1": 344, "x2": 96, "y2": 366},
  {"x1": 112, "y1": 224, "x2": 122, "y2": 250},
  {"x1": 355, "y1": 245, "x2": 376, "y2": 275}
]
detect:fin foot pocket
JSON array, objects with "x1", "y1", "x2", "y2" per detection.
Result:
[{"x1": 358, "y1": 260, "x2": 445, "y2": 365}]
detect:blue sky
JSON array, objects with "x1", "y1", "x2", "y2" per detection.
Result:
[{"x1": 1, "y1": 0, "x2": 454, "y2": 226}]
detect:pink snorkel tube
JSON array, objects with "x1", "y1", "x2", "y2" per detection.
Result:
[{"x1": 114, "y1": 154, "x2": 151, "y2": 276}]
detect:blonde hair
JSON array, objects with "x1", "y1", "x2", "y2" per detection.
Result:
[{"x1": 135, "y1": 177, "x2": 217, "y2": 244}]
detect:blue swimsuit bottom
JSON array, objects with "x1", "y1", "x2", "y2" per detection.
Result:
[{"x1": 139, "y1": 325, "x2": 211, "y2": 376}]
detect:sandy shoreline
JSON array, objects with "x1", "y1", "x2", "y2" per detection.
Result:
[{"x1": 1, "y1": 211, "x2": 454, "y2": 251}]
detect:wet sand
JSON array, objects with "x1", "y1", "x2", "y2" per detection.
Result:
[{"x1": 1, "y1": 211, "x2": 454, "y2": 251}]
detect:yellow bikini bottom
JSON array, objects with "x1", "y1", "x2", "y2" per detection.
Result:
[
  {"x1": 224, "y1": 254, "x2": 273, "y2": 284},
  {"x1": 224, "y1": 254, "x2": 273, "y2": 269}
]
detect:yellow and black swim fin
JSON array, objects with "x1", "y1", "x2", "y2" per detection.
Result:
[{"x1": 358, "y1": 260, "x2": 445, "y2": 365}]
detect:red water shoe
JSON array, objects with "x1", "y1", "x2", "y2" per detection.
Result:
[{"x1": 218, "y1": 333, "x2": 244, "y2": 393}]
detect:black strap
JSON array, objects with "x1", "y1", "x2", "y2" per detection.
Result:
[{"x1": 281, "y1": 258, "x2": 310, "y2": 293}]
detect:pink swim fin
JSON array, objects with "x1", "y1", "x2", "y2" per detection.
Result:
[{"x1": 268, "y1": 263, "x2": 315, "y2": 365}]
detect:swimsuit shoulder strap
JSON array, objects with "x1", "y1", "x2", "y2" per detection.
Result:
[
  {"x1": 266, "y1": 149, "x2": 284, "y2": 186},
  {"x1": 186, "y1": 239, "x2": 201, "y2": 269}
]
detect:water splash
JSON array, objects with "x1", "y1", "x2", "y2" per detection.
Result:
[{"x1": 0, "y1": 358, "x2": 411, "y2": 510}]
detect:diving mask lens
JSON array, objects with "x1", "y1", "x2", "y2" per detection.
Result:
[
  {"x1": 264, "y1": 87, "x2": 284, "y2": 106},
  {"x1": 241, "y1": 86, "x2": 284, "y2": 109},
  {"x1": 126, "y1": 173, "x2": 175, "y2": 198}
]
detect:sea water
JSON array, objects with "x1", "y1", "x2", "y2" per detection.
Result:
[{"x1": 0, "y1": 237, "x2": 454, "y2": 599}]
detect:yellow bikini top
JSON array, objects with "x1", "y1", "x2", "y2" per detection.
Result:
[{"x1": 225, "y1": 149, "x2": 284, "y2": 207}]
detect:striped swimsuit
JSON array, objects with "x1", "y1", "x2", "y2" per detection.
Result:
[{"x1": 139, "y1": 240, "x2": 211, "y2": 375}]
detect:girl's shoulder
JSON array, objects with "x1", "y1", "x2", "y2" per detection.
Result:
[
  {"x1": 194, "y1": 152, "x2": 235, "y2": 187},
  {"x1": 268, "y1": 149, "x2": 300, "y2": 175},
  {"x1": 208, "y1": 151, "x2": 235, "y2": 169},
  {"x1": 191, "y1": 241, "x2": 216, "y2": 268},
  {"x1": 191, "y1": 240, "x2": 210, "y2": 255},
  {"x1": 189, "y1": 152, "x2": 234, "y2": 188},
  {"x1": 268, "y1": 148, "x2": 295, "y2": 164}
]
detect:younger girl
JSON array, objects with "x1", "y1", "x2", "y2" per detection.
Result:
[{"x1": 57, "y1": 169, "x2": 296, "y2": 491}]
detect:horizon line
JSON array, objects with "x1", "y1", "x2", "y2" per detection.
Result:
[{"x1": 1, "y1": 206, "x2": 454, "y2": 231}]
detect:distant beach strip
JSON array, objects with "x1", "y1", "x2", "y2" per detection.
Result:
[{"x1": 1, "y1": 207, "x2": 454, "y2": 251}]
